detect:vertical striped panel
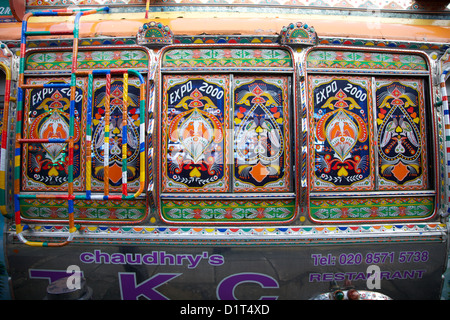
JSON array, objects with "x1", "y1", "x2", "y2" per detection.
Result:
[
  {"x1": 441, "y1": 68, "x2": 450, "y2": 216},
  {"x1": 0, "y1": 64, "x2": 11, "y2": 217},
  {"x1": 86, "y1": 73, "x2": 93, "y2": 200},
  {"x1": 104, "y1": 72, "x2": 111, "y2": 196},
  {"x1": 122, "y1": 73, "x2": 129, "y2": 197}
]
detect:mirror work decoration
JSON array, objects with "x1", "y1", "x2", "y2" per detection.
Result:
[
  {"x1": 137, "y1": 21, "x2": 173, "y2": 46},
  {"x1": 280, "y1": 21, "x2": 317, "y2": 46}
]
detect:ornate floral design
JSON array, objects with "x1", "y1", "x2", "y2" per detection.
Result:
[
  {"x1": 22, "y1": 78, "x2": 86, "y2": 191},
  {"x1": 91, "y1": 78, "x2": 142, "y2": 191},
  {"x1": 309, "y1": 76, "x2": 374, "y2": 190},
  {"x1": 233, "y1": 77, "x2": 291, "y2": 192},
  {"x1": 162, "y1": 75, "x2": 229, "y2": 192},
  {"x1": 375, "y1": 78, "x2": 427, "y2": 189}
]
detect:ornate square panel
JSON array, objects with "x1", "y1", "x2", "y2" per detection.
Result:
[
  {"x1": 375, "y1": 78, "x2": 427, "y2": 190},
  {"x1": 308, "y1": 75, "x2": 374, "y2": 191},
  {"x1": 162, "y1": 75, "x2": 230, "y2": 192},
  {"x1": 91, "y1": 77, "x2": 143, "y2": 192},
  {"x1": 22, "y1": 77, "x2": 87, "y2": 191},
  {"x1": 233, "y1": 77, "x2": 292, "y2": 192}
]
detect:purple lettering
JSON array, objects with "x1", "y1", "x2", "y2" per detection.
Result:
[
  {"x1": 322, "y1": 273, "x2": 334, "y2": 281},
  {"x1": 415, "y1": 270, "x2": 426, "y2": 279},
  {"x1": 176, "y1": 254, "x2": 187, "y2": 265},
  {"x1": 143, "y1": 251, "x2": 158, "y2": 264},
  {"x1": 95, "y1": 249, "x2": 110, "y2": 264},
  {"x1": 125, "y1": 253, "x2": 141, "y2": 265},
  {"x1": 29, "y1": 269, "x2": 83, "y2": 283},
  {"x1": 380, "y1": 271, "x2": 391, "y2": 280},
  {"x1": 208, "y1": 254, "x2": 225, "y2": 266},
  {"x1": 346, "y1": 272, "x2": 357, "y2": 280},
  {"x1": 79, "y1": 250, "x2": 225, "y2": 269},
  {"x1": 159, "y1": 252, "x2": 175, "y2": 265},
  {"x1": 80, "y1": 252, "x2": 94, "y2": 263},
  {"x1": 309, "y1": 273, "x2": 322, "y2": 282},
  {"x1": 119, "y1": 272, "x2": 181, "y2": 300},
  {"x1": 334, "y1": 273, "x2": 346, "y2": 281},
  {"x1": 111, "y1": 253, "x2": 125, "y2": 264},
  {"x1": 390, "y1": 271, "x2": 403, "y2": 280},
  {"x1": 353, "y1": 272, "x2": 367, "y2": 281},
  {"x1": 216, "y1": 273, "x2": 279, "y2": 300},
  {"x1": 403, "y1": 270, "x2": 416, "y2": 279},
  {"x1": 186, "y1": 255, "x2": 203, "y2": 269}
]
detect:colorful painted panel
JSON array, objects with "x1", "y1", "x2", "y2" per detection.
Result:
[
  {"x1": 20, "y1": 198, "x2": 146, "y2": 222},
  {"x1": 307, "y1": 50, "x2": 428, "y2": 71},
  {"x1": 310, "y1": 196, "x2": 434, "y2": 221},
  {"x1": 309, "y1": 76, "x2": 374, "y2": 191},
  {"x1": 22, "y1": 78, "x2": 86, "y2": 191},
  {"x1": 375, "y1": 78, "x2": 427, "y2": 190},
  {"x1": 162, "y1": 75, "x2": 229, "y2": 192},
  {"x1": 91, "y1": 78, "x2": 142, "y2": 192},
  {"x1": 233, "y1": 77, "x2": 291, "y2": 192},
  {"x1": 26, "y1": 49, "x2": 149, "y2": 71},
  {"x1": 162, "y1": 49, "x2": 292, "y2": 69},
  {"x1": 161, "y1": 198, "x2": 295, "y2": 223}
]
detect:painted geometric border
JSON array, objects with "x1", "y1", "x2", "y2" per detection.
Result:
[
  {"x1": 9, "y1": 222, "x2": 447, "y2": 246},
  {"x1": 310, "y1": 196, "x2": 434, "y2": 221},
  {"x1": 19, "y1": 198, "x2": 147, "y2": 223},
  {"x1": 160, "y1": 198, "x2": 296, "y2": 223}
]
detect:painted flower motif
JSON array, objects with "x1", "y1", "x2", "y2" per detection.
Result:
[
  {"x1": 223, "y1": 49, "x2": 232, "y2": 58},
  {"x1": 192, "y1": 50, "x2": 202, "y2": 59},
  {"x1": 398, "y1": 206, "x2": 407, "y2": 216},
  {"x1": 370, "y1": 206, "x2": 378, "y2": 217},
  {"x1": 77, "y1": 207, "x2": 89, "y2": 219},
  {"x1": 340, "y1": 207, "x2": 349, "y2": 218},
  {"x1": 256, "y1": 208, "x2": 266, "y2": 219},
  {"x1": 253, "y1": 50, "x2": 262, "y2": 58},
  {"x1": 224, "y1": 208, "x2": 234, "y2": 219},
  {"x1": 193, "y1": 209, "x2": 203, "y2": 219}
]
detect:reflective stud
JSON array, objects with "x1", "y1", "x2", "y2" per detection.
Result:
[
  {"x1": 334, "y1": 290, "x2": 345, "y2": 300},
  {"x1": 347, "y1": 289, "x2": 360, "y2": 300}
]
